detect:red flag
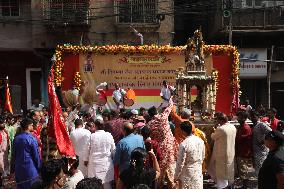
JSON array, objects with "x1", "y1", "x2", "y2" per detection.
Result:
[
  {"x1": 47, "y1": 69, "x2": 75, "y2": 157},
  {"x1": 4, "y1": 78, "x2": 13, "y2": 114}
]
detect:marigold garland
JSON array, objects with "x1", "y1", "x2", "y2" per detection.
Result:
[
  {"x1": 212, "y1": 70, "x2": 219, "y2": 108},
  {"x1": 74, "y1": 72, "x2": 81, "y2": 91},
  {"x1": 53, "y1": 45, "x2": 240, "y2": 101},
  {"x1": 203, "y1": 45, "x2": 240, "y2": 95}
]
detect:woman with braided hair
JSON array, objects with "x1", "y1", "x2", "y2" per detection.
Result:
[{"x1": 116, "y1": 147, "x2": 160, "y2": 189}]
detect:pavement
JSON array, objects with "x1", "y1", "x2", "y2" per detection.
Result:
[{"x1": 203, "y1": 165, "x2": 258, "y2": 189}]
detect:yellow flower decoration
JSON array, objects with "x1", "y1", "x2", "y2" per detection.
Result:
[
  {"x1": 53, "y1": 44, "x2": 240, "y2": 105},
  {"x1": 74, "y1": 72, "x2": 81, "y2": 91}
]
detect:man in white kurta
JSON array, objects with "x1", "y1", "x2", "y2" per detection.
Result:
[
  {"x1": 86, "y1": 119, "x2": 115, "y2": 189},
  {"x1": 70, "y1": 119, "x2": 91, "y2": 177},
  {"x1": 208, "y1": 113, "x2": 237, "y2": 189},
  {"x1": 174, "y1": 131, "x2": 205, "y2": 189},
  {"x1": 160, "y1": 80, "x2": 175, "y2": 108}
]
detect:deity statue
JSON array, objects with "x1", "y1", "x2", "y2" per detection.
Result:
[{"x1": 185, "y1": 29, "x2": 205, "y2": 72}]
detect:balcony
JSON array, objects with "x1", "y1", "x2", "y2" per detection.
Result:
[
  {"x1": 42, "y1": 0, "x2": 93, "y2": 29},
  {"x1": 223, "y1": 0, "x2": 284, "y2": 32},
  {"x1": 114, "y1": 0, "x2": 160, "y2": 29}
]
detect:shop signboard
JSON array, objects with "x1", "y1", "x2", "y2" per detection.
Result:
[{"x1": 239, "y1": 48, "x2": 267, "y2": 78}]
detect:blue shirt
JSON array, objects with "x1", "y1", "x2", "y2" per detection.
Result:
[
  {"x1": 114, "y1": 133, "x2": 145, "y2": 172},
  {"x1": 13, "y1": 132, "x2": 41, "y2": 189}
]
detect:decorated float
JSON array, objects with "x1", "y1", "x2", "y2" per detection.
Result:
[
  {"x1": 52, "y1": 30, "x2": 240, "y2": 126},
  {"x1": 176, "y1": 30, "x2": 218, "y2": 121}
]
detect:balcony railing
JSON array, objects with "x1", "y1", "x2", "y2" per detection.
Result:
[
  {"x1": 114, "y1": 0, "x2": 159, "y2": 24},
  {"x1": 223, "y1": 6, "x2": 284, "y2": 30},
  {"x1": 42, "y1": 0, "x2": 92, "y2": 26}
]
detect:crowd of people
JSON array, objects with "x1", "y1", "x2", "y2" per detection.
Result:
[{"x1": 0, "y1": 84, "x2": 283, "y2": 189}]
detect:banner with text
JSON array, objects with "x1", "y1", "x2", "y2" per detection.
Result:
[{"x1": 79, "y1": 54, "x2": 185, "y2": 109}]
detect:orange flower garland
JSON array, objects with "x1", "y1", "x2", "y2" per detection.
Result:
[
  {"x1": 203, "y1": 45, "x2": 240, "y2": 96},
  {"x1": 74, "y1": 72, "x2": 81, "y2": 91},
  {"x1": 54, "y1": 48, "x2": 64, "y2": 86},
  {"x1": 53, "y1": 45, "x2": 240, "y2": 99},
  {"x1": 53, "y1": 44, "x2": 186, "y2": 86}
]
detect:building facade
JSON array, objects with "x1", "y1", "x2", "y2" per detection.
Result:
[
  {"x1": 174, "y1": 0, "x2": 284, "y2": 118},
  {"x1": 0, "y1": 0, "x2": 174, "y2": 112}
]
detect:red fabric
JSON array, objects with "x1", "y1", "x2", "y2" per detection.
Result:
[
  {"x1": 261, "y1": 117, "x2": 279, "y2": 131},
  {"x1": 145, "y1": 139, "x2": 163, "y2": 166},
  {"x1": 60, "y1": 53, "x2": 237, "y2": 115},
  {"x1": 235, "y1": 123, "x2": 253, "y2": 158},
  {"x1": 47, "y1": 69, "x2": 76, "y2": 157},
  {"x1": 32, "y1": 124, "x2": 43, "y2": 157},
  {"x1": 212, "y1": 55, "x2": 233, "y2": 115},
  {"x1": 98, "y1": 89, "x2": 107, "y2": 101},
  {"x1": 4, "y1": 80, "x2": 13, "y2": 114},
  {"x1": 61, "y1": 54, "x2": 79, "y2": 91},
  {"x1": 114, "y1": 165, "x2": 119, "y2": 181},
  {"x1": 104, "y1": 119, "x2": 126, "y2": 144}
]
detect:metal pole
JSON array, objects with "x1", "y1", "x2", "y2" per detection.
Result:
[
  {"x1": 268, "y1": 45, "x2": 274, "y2": 109},
  {"x1": 229, "y1": 13, "x2": 232, "y2": 45}
]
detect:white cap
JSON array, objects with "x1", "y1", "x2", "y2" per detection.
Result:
[
  {"x1": 95, "y1": 115, "x2": 103, "y2": 122},
  {"x1": 72, "y1": 89, "x2": 79, "y2": 97},
  {"x1": 96, "y1": 82, "x2": 108, "y2": 89},
  {"x1": 131, "y1": 109, "x2": 138, "y2": 115}
]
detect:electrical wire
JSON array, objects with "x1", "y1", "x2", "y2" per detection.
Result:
[{"x1": 0, "y1": 0, "x2": 220, "y2": 25}]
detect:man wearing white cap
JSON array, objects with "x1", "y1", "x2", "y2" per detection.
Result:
[{"x1": 131, "y1": 109, "x2": 138, "y2": 117}]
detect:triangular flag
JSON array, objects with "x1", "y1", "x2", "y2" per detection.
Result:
[{"x1": 4, "y1": 77, "x2": 13, "y2": 114}]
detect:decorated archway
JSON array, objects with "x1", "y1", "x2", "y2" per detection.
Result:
[{"x1": 52, "y1": 43, "x2": 240, "y2": 115}]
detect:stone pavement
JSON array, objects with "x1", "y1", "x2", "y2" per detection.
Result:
[{"x1": 203, "y1": 165, "x2": 258, "y2": 189}]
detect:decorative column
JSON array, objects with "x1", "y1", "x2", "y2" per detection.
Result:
[
  {"x1": 183, "y1": 82, "x2": 187, "y2": 108},
  {"x1": 188, "y1": 83, "x2": 192, "y2": 109},
  {"x1": 209, "y1": 84, "x2": 213, "y2": 112},
  {"x1": 203, "y1": 86, "x2": 208, "y2": 111},
  {"x1": 213, "y1": 81, "x2": 217, "y2": 113},
  {"x1": 177, "y1": 81, "x2": 180, "y2": 107}
]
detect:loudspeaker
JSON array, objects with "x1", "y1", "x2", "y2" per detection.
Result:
[{"x1": 10, "y1": 85, "x2": 22, "y2": 115}]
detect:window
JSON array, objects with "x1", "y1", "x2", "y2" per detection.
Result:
[
  {"x1": 245, "y1": 0, "x2": 253, "y2": 7},
  {"x1": 235, "y1": 0, "x2": 284, "y2": 8},
  {"x1": 44, "y1": 0, "x2": 89, "y2": 24},
  {"x1": 115, "y1": 0, "x2": 157, "y2": 23},
  {"x1": 1, "y1": 0, "x2": 20, "y2": 16},
  {"x1": 254, "y1": 0, "x2": 263, "y2": 6}
]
